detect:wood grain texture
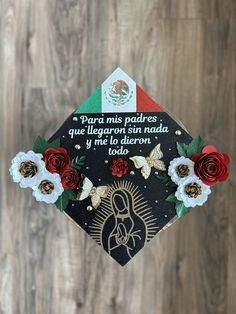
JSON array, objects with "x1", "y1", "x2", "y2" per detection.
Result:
[{"x1": 0, "y1": 1, "x2": 235, "y2": 313}]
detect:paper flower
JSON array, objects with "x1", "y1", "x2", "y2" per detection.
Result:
[
  {"x1": 9, "y1": 151, "x2": 46, "y2": 188},
  {"x1": 192, "y1": 145, "x2": 230, "y2": 186},
  {"x1": 109, "y1": 158, "x2": 128, "y2": 177},
  {"x1": 43, "y1": 147, "x2": 70, "y2": 174},
  {"x1": 175, "y1": 175, "x2": 211, "y2": 207},
  {"x1": 61, "y1": 167, "x2": 80, "y2": 190},
  {"x1": 32, "y1": 172, "x2": 64, "y2": 204},
  {"x1": 168, "y1": 156, "x2": 195, "y2": 184}
]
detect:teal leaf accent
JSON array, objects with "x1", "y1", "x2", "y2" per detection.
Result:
[
  {"x1": 33, "y1": 136, "x2": 48, "y2": 154},
  {"x1": 55, "y1": 189, "x2": 76, "y2": 212},
  {"x1": 165, "y1": 193, "x2": 177, "y2": 203},
  {"x1": 49, "y1": 138, "x2": 61, "y2": 149},
  {"x1": 176, "y1": 142, "x2": 188, "y2": 157},
  {"x1": 156, "y1": 173, "x2": 176, "y2": 187},
  {"x1": 71, "y1": 155, "x2": 86, "y2": 170},
  {"x1": 55, "y1": 191, "x2": 69, "y2": 212},
  {"x1": 65, "y1": 189, "x2": 77, "y2": 201},
  {"x1": 175, "y1": 200, "x2": 190, "y2": 218},
  {"x1": 186, "y1": 136, "x2": 205, "y2": 158},
  {"x1": 176, "y1": 137, "x2": 205, "y2": 158},
  {"x1": 156, "y1": 173, "x2": 169, "y2": 183},
  {"x1": 33, "y1": 136, "x2": 60, "y2": 154}
]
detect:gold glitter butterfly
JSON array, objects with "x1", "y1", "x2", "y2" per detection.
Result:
[
  {"x1": 79, "y1": 177, "x2": 108, "y2": 209},
  {"x1": 129, "y1": 144, "x2": 166, "y2": 179}
]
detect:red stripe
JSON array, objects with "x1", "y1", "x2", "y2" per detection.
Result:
[{"x1": 136, "y1": 85, "x2": 164, "y2": 112}]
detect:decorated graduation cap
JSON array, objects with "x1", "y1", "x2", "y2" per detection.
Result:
[{"x1": 10, "y1": 68, "x2": 230, "y2": 266}]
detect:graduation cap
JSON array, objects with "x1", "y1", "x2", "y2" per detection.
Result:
[{"x1": 10, "y1": 68, "x2": 230, "y2": 266}]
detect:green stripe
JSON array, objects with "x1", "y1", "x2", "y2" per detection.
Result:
[{"x1": 75, "y1": 86, "x2": 101, "y2": 113}]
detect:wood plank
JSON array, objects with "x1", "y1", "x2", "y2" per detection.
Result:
[{"x1": 0, "y1": 1, "x2": 235, "y2": 313}]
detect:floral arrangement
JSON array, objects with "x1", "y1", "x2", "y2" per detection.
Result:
[
  {"x1": 108, "y1": 137, "x2": 230, "y2": 218},
  {"x1": 157, "y1": 137, "x2": 230, "y2": 217},
  {"x1": 10, "y1": 134, "x2": 230, "y2": 219},
  {"x1": 9, "y1": 136, "x2": 85, "y2": 211}
]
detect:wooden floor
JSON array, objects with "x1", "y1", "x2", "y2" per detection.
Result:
[{"x1": 0, "y1": 1, "x2": 235, "y2": 313}]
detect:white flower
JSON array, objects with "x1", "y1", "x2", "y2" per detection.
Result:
[
  {"x1": 168, "y1": 156, "x2": 195, "y2": 184},
  {"x1": 9, "y1": 151, "x2": 46, "y2": 188},
  {"x1": 175, "y1": 175, "x2": 211, "y2": 208},
  {"x1": 32, "y1": 172, "x2": 63, "y2": 204}
]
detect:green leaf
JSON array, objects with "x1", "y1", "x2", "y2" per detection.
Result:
[
  {"x1": 55, "y1": 189, "x2": 76, "y2": 212},
  {"x1": 55, "y1": 191, "x2": 70, "y2": 212},
  {"x1": 33, "y1": 136, "x2": 60, "y2": 154},
  {"x1": 65, "y1": 189, "x2": 76, "y2": 201},
  {"x1": 166, "y1": 181, "x2": 176, "y2": 187},
  {"x1": 156, "y1": 173, "x2": 176, "y2": 187},
  {"x1": 33, "y1": 136, "x2": 49, "y2": 154},
  {"x1": 186, "y1": 136, "x2": 205, "y2": 158},
  {"x1": 71, "y1": 155, "x2": 86, "y2": 170},
  {"x1": 175, "y1": 200, "x2": 190, "y2": 218},
  {"x1": 156, "y1": 173, "x2": 170, "y2": 183},
  {"x1": 78, "y1": 155, "x2": 86, "y2": 162},
  {"x1": 176, "y1": 142, "x2": 188, "y2": 157},
  {"x1": 165, "y1": 193, "x2": 177, "y2": 203},
  {"x1": 48, "y1": 138, "x2": 61, "y2": 149}
]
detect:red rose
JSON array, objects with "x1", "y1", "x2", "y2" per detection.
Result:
[
  {"x1": 43, "y1": 147, "x2": 70, "y2": 174},
  {"x1": 61, "y1": 167, "x2": 80, "y2": 190},
  {"x1": 192, "y1": 145, "x2": 230, "y2": 186},
  {"x1": 109, "y1": 158, "x2": 128, "y2": 178}
]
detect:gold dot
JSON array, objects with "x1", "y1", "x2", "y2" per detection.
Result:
[
  {"x1": 75, "y1": 144, "x2": 81, "y2": 150},
  {"x1": 175, "y1": 130, "x2": 182, "y2": 136},
  {"x1": 86, "y1": 205, "x2": 93, "y2": 211},
  {"x1": 73, "y1": 116, "x2": 78, "y2": 121}
]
